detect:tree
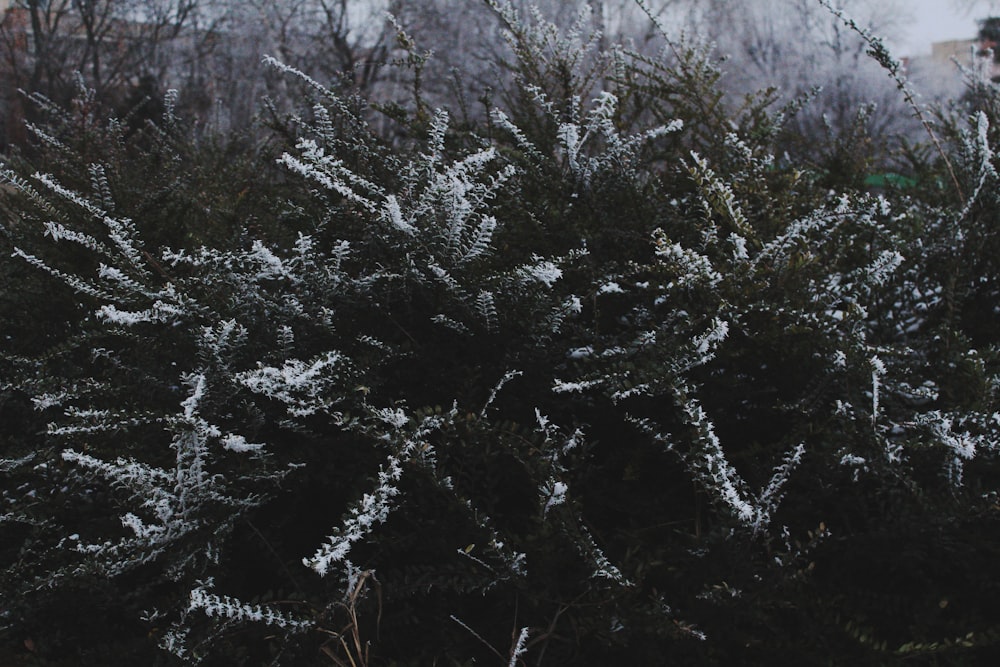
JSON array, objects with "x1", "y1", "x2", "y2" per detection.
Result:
[
  {"x1": 0, "y1": 0, "x2": 226, "y2": 146},
  {"x1": 0, "y1": 1, "x2": 212, "y2": 97},
  {"x1": 677, "y1": 1, "x2": 909, "y2": 125}
]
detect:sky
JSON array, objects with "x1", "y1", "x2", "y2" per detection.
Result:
[{"x1": 894, "y1": 0, "x2": 996, "y2": 56}]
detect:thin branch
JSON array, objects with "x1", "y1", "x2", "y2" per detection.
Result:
[{"x1": 814, "y1": 0, "x2": 965, "y2": 202}]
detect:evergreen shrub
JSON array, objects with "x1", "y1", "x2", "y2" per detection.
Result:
[{"x1": 3, "y1": 3, "x2": 1000, "y2": 665}]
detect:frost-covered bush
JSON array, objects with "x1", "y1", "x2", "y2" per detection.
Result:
[{"x1": 3, "y1": 3, "x2": 1000, "y2": 665}]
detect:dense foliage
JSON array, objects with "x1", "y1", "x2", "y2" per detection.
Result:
[{"x1": 3, "y1": 3, "x2": 1000, "y2": 665}]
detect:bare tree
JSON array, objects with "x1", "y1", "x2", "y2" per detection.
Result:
[
  {"x1": 664, "y1": 0, "x2": 918, "y2": 154},
  {"x1": 0, "y1": 0, "x2": 229, "y2": 145},
  {"x1": 0, "y1": 0, "x2": 403, "y2": 140},
  {"x1": 0, "y1": 0, "x2": 209, "y2": 98},
  {"x1": 0, "y1": 0, "x2": 931, "y2": 152},
  {"x1": 226, "y1": 0, "x2": 401, "y2": 92},
  {"x1": 952, "y1": 0, "x2": 1000, "y2": 13}
]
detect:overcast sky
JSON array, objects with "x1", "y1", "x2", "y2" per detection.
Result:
[{"x1": 894, "y1": 0, "x2": 995, "y2": 56}]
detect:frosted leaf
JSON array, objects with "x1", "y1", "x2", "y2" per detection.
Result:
[
  {"x1": 557, "y1": 122, "x2": 582, "y2": 174},
  {"x1": 481, "y1": 370, "x2": 523, "y2": 417},
  {"x1": 598, "y1": 282, "x2": 624, "y2": 294},
  {"x1": 189, "y1": 586, "x2": 310, "y2": 630},
  {"x1": 374, "y1": 407, "x2": 409, "y2": 429},
  {"x1": 866, "y1": 250, "x2": 903, "y2": 286},
  {"x1": 509, "y1": 627, "x2": 530, "y2": 667},
  {"x1": 277, "y1": 139, "x2": 380, "y2": 212},
  {"x1": 305, "y1": 455, "x2": 405, "y2": 576},
  {"x1": 426, "y1": 108, "x2": 450, "y2": 165},
  {"x1": 158, "y1": 626, "x2": 190, "y2": 659},
  {"x1": 43, "y1": 221, "x2": 102, "y2": 252},
  {"x1": 426, "y1": 261, "x2": 461, "y2": 291},
  {"x1": 840, "y1": 454, "x2": 867, "y2": 467},
  {"x1": 870, "y1": 355, "x2": 886, "y2": 425},
  {"x1": 248, "y1": 240, "x2": 293, "y2": 281},
  {"x1": 919, "y1": 412, "x2": 981, "y2": 486},
  {"x1": 676, "y1": 395, "x2": 757, "y2": 526},
  {"x1": 475, "y1": 290, "x2": 498, "y2": 331},
  {"x1": 262, "y1": 55, "x2": 336, "y2": 101},
  {"x1": 31, "y1": 391, "x2": 70, "y2": 411},
  {"x1": 458, "y1": 215, "x2": 498, "y2": 264},
  {"x1": 578, "y1": 524, "x2": 630, "y2": 585},
  {"x1": 541, "y1": 479, "x2": 568, "y2": 516},
  {"x1": 122, "y1": 512, "x2": 166, "y2": 540},
  {"x1": 693, "y1": 318, "x2": 729, "y2": 357},
  {"x1": 521, "y1": 257, "x2": 562, "y2": 287},
  {"x1": 60, "y1": 449, "x2": 172, "y2": 488},
  {"x1": 652, "y1": 233, "x2": 722, "y2": 288},
  {"x1": 753, "y1": 443, "x2": 805, "y2": 534},
  {"x1": 236, "y1": 352, "x2": 348, "y2": 417},
  {"x1": 0, "y1": 453, "x2": 35, "y2": 472},
  {"x1": 491, "y1": 108, "x2": 543, "y2": 160},
  {"x1": 383, "y1": 194, "x2": 415, "y2": 234},
  {"x1": 180, "y1": 373, "x2": 206, "y2": 420},
  {"x1": 202, "y1": 319, "x2": 247, "y2": 355},
  {"x1": 220, "y1": 434, "x2": 265, "y2": 454},
  {"x1": 96, "y1": 264, "x2": 149, "y2": 295},
  {"x1": 96, "y1": 300, "x2": 185, "y2": 326},
  {"x1": 686, "y1": 152, "x2": 751, "y2": 237},
  {"x1": 33, "y1": 172, "x2": 105, "y2": 218},
  {"x1": 430, "y1": 313, "x2": 470, "y2": 333},
  {"x1": 552, "y1": 378, "x2": 603, "y2": 394},
  {"x1": 14, "y1": 247, "x2": 114, "y2": 300},
  {"x1": 730, "y1": 234, "x2": 749, "y2": 260}
]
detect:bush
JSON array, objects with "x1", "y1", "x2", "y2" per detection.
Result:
[{"x1": 3, "y1": 4, "x2": 1000, "y2": 665}]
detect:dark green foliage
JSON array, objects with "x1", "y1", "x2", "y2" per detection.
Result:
[
  {"x1": 979, "y1": 17, "x2": 1000, "y2": 64},
  {"x1": 3, "y1": 5, "x2": 1000, "y2": 666}
]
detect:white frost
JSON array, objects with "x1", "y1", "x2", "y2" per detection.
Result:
[{"x1": 522, "y1": 258, "x2": 563, "y2": 287}]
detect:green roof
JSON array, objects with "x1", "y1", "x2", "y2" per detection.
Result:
[{"x1": 864, "y1": 172, "x2": 917, "y2": 189}]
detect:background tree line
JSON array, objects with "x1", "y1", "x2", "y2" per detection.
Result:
[{"x1": 0, "y1": 0, "x2": 965, "y2": 157}]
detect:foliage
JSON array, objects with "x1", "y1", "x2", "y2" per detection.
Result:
[{"x1": 3, "y1": 2, "x2": 1000, "y2": 665}]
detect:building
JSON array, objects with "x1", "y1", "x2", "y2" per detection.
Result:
[{"x1": 931, "y1": 38, "x2": 977, "y2": 66}]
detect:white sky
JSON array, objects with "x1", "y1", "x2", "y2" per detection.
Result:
[{"x1": 893, "y1": 0, "x2": 996, "y2": 56}]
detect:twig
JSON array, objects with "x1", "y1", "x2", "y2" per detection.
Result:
[
  {"x1": 319, "y1": 569, "x2": 380, "y2": 667},
  {"x1": 814, "y1": 0, "x2": 965, "y2": 202},
  {"x1": 245, "y1": 518, "x2": 304, "y2": 592},
  {"x1": 450, "y1": 614, "x2": 507, "y2": 661}
]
